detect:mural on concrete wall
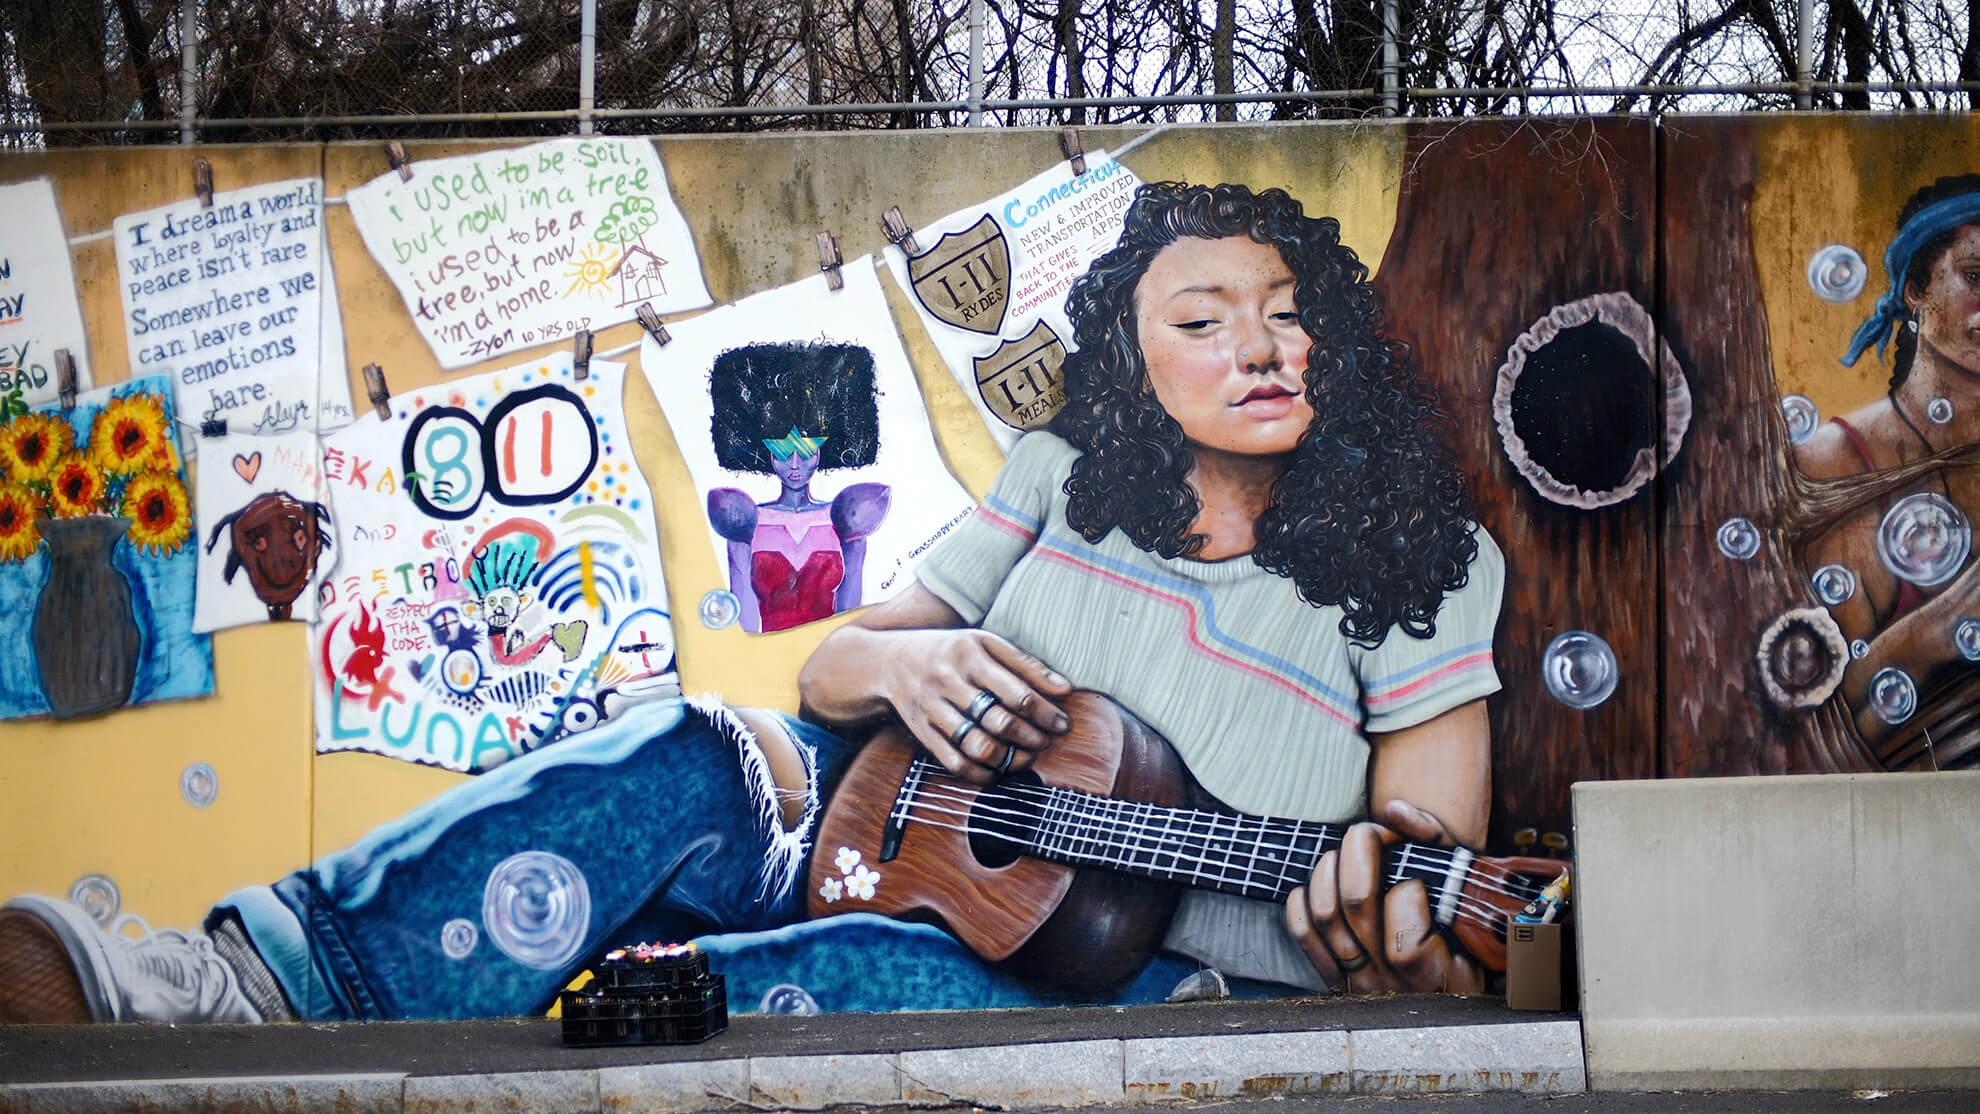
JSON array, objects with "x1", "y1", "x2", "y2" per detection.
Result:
[
  {"x1": 13, "y1": 119, "x2": 1979, "y2": 1030},
  {"x1": 114, "y1": 177, "x2": 354, "y2": 437},
  {"x1": 0, "y1": 376, "x2": 211, "y2": 720},
  {"x1": 882, "y1": 152, "x2": 1142, "y2": 449},
  {"x1": 191, "y1": 428, "x2": 333, "y2": 632},
  {"x1": 345, "y1": 138, "x2": 712, "y2": 370},
  {"x1": 0, "y1": 178, "x2": 94, "y2": 408},
  {"x1": 643, "y1": 260, "x2": 971, "y2": 634},
  {"x1": 1781, "y1": 176, "x2": 1980, "y2": 771},
  {"x1": 311, "y1": 353, "x2": 678, "y2": 773}
]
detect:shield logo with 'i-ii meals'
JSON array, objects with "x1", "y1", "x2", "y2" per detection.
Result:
[
  {"x1": 909, "y1": 215, "x2": 1011, "y2": 336},
  {"x1": 973, "y1": 320, "x2": 1068, "y2": 431}
]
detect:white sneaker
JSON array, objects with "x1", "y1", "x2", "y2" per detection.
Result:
[{"x1": 2, "y1": 894, "x2": 265, "y2": 1023}]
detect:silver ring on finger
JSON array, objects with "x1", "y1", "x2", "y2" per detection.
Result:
[
  {"x1": 994, "y1": 743, "x2": 1017, "y2": 775},
  {"x1": 965, "y1": 689, "x2": 999, "y2": 723},
  {"x1": 949, "y1": 718, "x2": 977, "y2": 748}
]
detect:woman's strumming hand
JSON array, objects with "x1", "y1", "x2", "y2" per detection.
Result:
[{"x1": 797, "y1": 583, "x2": 1073, "y2": 783}]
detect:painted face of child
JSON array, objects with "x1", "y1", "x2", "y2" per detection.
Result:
[{"x1": 1132, "y1": 235, "x2": 1314, "y2": 459}]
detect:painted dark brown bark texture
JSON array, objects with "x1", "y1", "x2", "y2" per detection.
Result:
[
  {"x1": 1658, "y1": 120, "x2": 1874, "y2": 777},
  {"x1": 1373, "y1": 119, "x2": 1659, "y2": 849}
]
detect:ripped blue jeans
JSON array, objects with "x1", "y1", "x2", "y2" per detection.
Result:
[
  {"x1": 211, "y1": 696, "x2": 1274, "y2": 1018},
  {"x1": 212, "y1": 697, "x2": 859, "y2": 1020}
]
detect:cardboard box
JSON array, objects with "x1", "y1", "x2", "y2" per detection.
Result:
[{"x1": 1505, "y1": 920, "x2": 1575, "y2": 1011}]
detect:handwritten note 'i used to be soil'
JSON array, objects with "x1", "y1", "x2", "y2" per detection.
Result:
[
  {"x1": 345, "y1": 138, "x2": 712, "y2": 370},
  {"x1": 113, "y1": 177, "x2": 354, "y2": 436}
]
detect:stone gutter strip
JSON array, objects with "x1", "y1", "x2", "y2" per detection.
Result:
[{"x1": 0, "y1": 1021, "x2": 1585, "y2": 1113}]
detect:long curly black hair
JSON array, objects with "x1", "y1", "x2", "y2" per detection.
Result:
[{"x1": 1048, "y1": 181, "x2": 1477, "y2": 646}]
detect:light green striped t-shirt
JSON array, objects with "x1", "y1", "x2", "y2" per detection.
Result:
[{"x1": 916, "y1": 431, "x2": 1505, "y2": 988}]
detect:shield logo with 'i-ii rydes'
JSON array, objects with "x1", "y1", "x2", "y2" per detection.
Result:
[
  {"x1": 908, "y1": 214, "x2": 1011, "y2": 337},
  {"x1": 973, "y1": 320, "x2": 1067, "y2": 431}
]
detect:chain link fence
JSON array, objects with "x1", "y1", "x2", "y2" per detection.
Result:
[{"x1": 4, "y1": 0, "x2": 1979, "y2": 147}]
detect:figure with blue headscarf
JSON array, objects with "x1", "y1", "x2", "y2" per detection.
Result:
[{"x1": 1796, "y1": 173, "x2": 1980, "y2": 764}]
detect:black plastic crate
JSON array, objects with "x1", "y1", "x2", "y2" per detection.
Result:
[{"x1": 558, "y1": 978, "x2": 728, "y2": 1046}]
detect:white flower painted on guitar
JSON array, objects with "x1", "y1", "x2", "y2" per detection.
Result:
[
  {"x1": 818, "y1": 876, "x2": 844, "y2": 904},
  {"x1": 834, "y1": 847, "x2": 861, "y2": 874},
  {"x1": 846, "y1": 864, "x2": 881, "y2": 901}
]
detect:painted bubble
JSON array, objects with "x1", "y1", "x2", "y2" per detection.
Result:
[
  {"x1": 1928, "y1": 396, "x2": 1955, "y2": 425},
  {"x1": 1806, "y1": 244, "x2": 1868, "y2": 302},
  {"x1": 1876, "y1": 492, "x2": 1971, "y2": 586},
  {"x1": 700, "y1": 589, "x2": 741, "y2": 630},
  {"x1": 1780, "y1": 395, "x2": 1820, "y2": 445},
  {"x1": 1957, "y1": 618, "x2": 1980, "y2": 662},
  {"x1": 1542, "y1": 631, "x2": 1619, "y2": 710},
  {"x1": 1717, "y1": 517, "x2": 1761, "y2": 561},
  {"x1": 1811, "y1": 564, "x2": 1857, "y2": 606},
  {"x1": 759, "y1": 983, "x2": 821, "y2": 1015},
  {"x1": 1851, "y1": 639, "x2": 1870, "y2": 660},
  {"x1": 481, "y1": 850, "x2": 591, "y2": 971},
  {"x1": 1868, "y1": 667, "x2": 1918, "y2": 724},
  {"x1": 69, "y1": 874, "x2": 120, "y2": 927},
  {"x1": 440, "y1": 918, "x2": 479, "y2": 960},
  {"x1": 180, "y1": 763, "x2": 217, "y2": 808}
]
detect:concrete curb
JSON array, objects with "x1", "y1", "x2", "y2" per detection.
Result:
[{"x1": 0, "y1": 1020, "x2": 1585, "y2": 1113}]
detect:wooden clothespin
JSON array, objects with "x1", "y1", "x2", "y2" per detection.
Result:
[
  {"x1": 816, "y1": 231, "x2": 843, "y2": 292},
  {"x1": 192, "y1": 158, "x2": 215, "y2": 209},
  {"x1": 1059, "y1": 127, "x2": 1088, "y2": 176},
  {"x1": 572, "y1": 328, "x2": 593, "y2": 381},
  {"x1": 881, "y1": 206, "x2": 921, "y2": 256},
  {"x1": 200, "y1": 416, "x2": 228, "y2": 438},
  {"x1": 635, "y1": 303, "x2": 671, "y2": 346},
  {"x1": 385, "y1": 141, "x2": 414, "y2": 183},
  {"x1": 54, "y1": 349, "x2": 77, "y2": 411},
  {"x1": 361, "y1": 363, "x2": 392, "y2": 420}
]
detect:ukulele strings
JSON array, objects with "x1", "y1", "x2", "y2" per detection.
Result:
[
  {"x1": 896, "y1": 771, "x2": 1547, "y2": 916},
  {"x1": 890, "y1": 767, "x2": 1542, "y2": 929},
  {"x1": 897, "y1": 780, "x2": 1520, "y2": 934},
  {"x1": 896, "y1": 762, "x2": 1548, "y2": 909}
]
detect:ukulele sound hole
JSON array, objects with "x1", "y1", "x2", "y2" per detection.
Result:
[{"x1": 967, "y1": 772, "x2": 1044, "y2": 869}]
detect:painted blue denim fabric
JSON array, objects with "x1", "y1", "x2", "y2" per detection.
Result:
[
  {"x1": 213, "y1": 697, "x2": 859, "y2": 1020},
  {"x1": 211, "y1": 695, "x2": 1303, "y2": 1019},
  {"x1": 698, "y1": 913, "x2": 1300, "y2": 1013}
]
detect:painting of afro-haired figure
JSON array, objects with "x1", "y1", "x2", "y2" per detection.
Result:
[{"x1": 705, "y1": 341, "x2": 891, "y2": 634}]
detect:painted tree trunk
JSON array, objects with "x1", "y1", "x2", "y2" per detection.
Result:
[{"x1": 1373, "y1": 118, "x2": 1661, "y2": 850}]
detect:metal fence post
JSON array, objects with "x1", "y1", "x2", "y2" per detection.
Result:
[
  {"x1": 580, "y1": 0, "x2": 597, "y2": 135},
  {"x1": 968, "y1": 0, "x2": 985, "y2": 126},
  {"x1": 1796, "y1": 0, "x2": 1813, "y2": 109},
  {"x1": 1381, "y1": 0, "x2": 1400, "y2": 117},
  {"x1": 179, "y1": 0, "x2": 198, "y2": 143}
]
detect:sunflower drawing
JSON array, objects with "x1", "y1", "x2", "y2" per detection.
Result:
[
  {"x1": 122, "y1": 469, "x2": 192, "y2": 554},
  {"x1": 91, "y1": 394, "x2": 170, "y2": 476},
  {"x1": 0, "y1": 413, "x2": 74, "y2": 484},
  {"x1": 0, "y1": 486, "x2": 40, "y2": 562},
  {"x1": 47, "y1": 455, "x2": 107, "y2": 519},
  {"x1": 0, "y1": 390, "x2": 193, "y2": 563}
]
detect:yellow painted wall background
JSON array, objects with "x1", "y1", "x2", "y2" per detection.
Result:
[
  {"x1": 1753, "y1": 114, "x2": 1980, "y2": 425},
  {"x1": 0, "y1": 123, "x2": 1404, "y2": 937}
]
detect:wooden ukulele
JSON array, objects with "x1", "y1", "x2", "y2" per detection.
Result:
[{"x1": 807, "y1": 691, "x2": 1563, "y2": 989}]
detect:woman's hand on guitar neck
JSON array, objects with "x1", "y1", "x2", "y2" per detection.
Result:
[
  {"x1": 798, "y1": 583, "x2": 1075, "y2": 784},
  {"x1": 1285, "y1": 798, "x2": 1485, "y2": 996}
]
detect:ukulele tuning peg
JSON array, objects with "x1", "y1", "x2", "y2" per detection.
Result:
[
  {"x1": 1541, "y1": 831, "x2": 1571, "y2": 858},
  {"x1": 1513, "y1": 827, "x2": 1538, "y2": 854}
]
